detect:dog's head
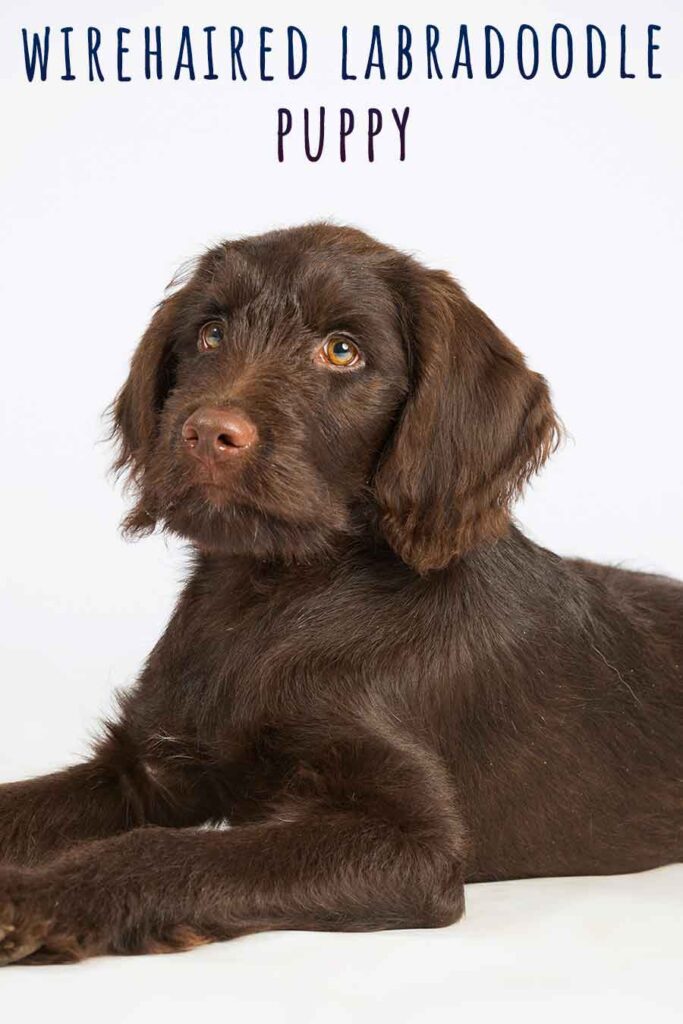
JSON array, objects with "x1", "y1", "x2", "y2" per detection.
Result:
[{"x1": 112, "y1": 224, "x2": 560, "y2": 571}]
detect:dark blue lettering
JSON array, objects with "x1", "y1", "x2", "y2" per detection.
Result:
[
  {"x1": 365, "y1": 26, "x2": 385, "y2": 80},
  {"x1": 87, "y1": 27, "x2": 104, "y2": 82},
  {"x1": 485, "y1": 26, "x2": 504, "y2": 78},
  {"x1": 21, "y1": 27, "x2": 50, "y2": 82},
  {"x1": 144, "y1": 26, "x2": 162, "y2": 80},
  {"x1": 551, "y1": 24, "x2": 573, "y2": 79},
  {"x1": 518, "y1": 24, "x2": 539, "y2": 80}
]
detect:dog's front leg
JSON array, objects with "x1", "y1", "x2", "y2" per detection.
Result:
[
  {"x1": 0, "y1": 815, "x2": 464, "y2": 965},
  {"x1": 0, "y1": 737, "x2": 466, "y2": 964},
  {"x1": 0, "y1": 767, "x2": 141, "y2": 869},
  {"x1": 0, "y1": 727, "x2": 165, "y2": 866}
]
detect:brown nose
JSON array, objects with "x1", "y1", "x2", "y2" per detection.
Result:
[{"x1": 181, "y1": 406, "x2": 258, "y2": 463}]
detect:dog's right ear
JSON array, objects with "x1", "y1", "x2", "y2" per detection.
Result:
[{"x1": 110, "y1": 287, "x2": 186, "y2": 503}]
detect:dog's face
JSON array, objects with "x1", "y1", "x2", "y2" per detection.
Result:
[
  {"x1": 113, "y1": 226, "x2": 411, "y2": 561},
  {"x1": 113, "y1": 224, "x2": 560, "y2": 571}
]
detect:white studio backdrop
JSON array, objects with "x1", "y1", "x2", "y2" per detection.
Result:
[{"x1": 0, "y1": 0, "x2": 681, "y2": 781}]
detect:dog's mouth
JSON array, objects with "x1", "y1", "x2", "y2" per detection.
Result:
[
  {"x1": 179, "y1": 447, "x2": 250, "y2": 503},
  {"x1": 151, "y1": 451, "x2": 353, "y2": 560},
  {"x1": 192, "y1": 466, "x2": 235, "y2": 487},
  {"x1": 154, "y1": 435, "x2": 348, "y2": 538},
  {"x1": 189, "y1": 476, "x2": 240, "y2": 508}
]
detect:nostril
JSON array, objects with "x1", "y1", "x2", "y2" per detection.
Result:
[
  {"x1": 181, "y1": 423, "x2": 200, "y2": 448},
  {"x1": 215, "y1": 417, "x2": 258, "y2": 451},
  {"x1": 217, "y1": 432, "x2": 239, "y2": 449}
]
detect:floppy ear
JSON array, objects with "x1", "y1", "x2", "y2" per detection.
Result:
[
  {"x1": 374, "y1": 267, "x2": 561, "y2": 573},
  {"x1": 109, "y1": 288, "x2": 186, "y2": 526}
]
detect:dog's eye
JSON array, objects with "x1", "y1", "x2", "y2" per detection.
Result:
[
  {"x1": 321, "y1": 335, "x2": 362, "y2": 368},
  {"x1": 198, "y1": 322, "x2": 224, "y2": 352}
]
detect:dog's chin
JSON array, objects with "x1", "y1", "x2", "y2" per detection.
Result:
[{"x1": 160, "y1": 487, "x2": 348, "y2": 563}]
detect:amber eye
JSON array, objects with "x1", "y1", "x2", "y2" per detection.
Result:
[
  {"x1": 321, "y1": 335, "x2": 362, "y2": 368},
  {"x1": 198, "y1": 321, "x2": 224, "y2": 352}
]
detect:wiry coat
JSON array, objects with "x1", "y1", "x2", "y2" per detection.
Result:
[{"x1": 1, "y1": 224, "x2": 681, "y2": 965}]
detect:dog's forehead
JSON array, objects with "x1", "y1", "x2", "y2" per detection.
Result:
[{"x1": 198, "y1": 237, "x2": 392, "y2": 320}]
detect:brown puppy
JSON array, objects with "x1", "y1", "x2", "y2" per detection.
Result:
[{"x1": 1, "y1": 223, "x2": 681, "y2": 965}]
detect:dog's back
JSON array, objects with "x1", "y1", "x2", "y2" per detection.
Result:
[{"x1": 458, "y1": 539, "x2": 683, "y2": 881}]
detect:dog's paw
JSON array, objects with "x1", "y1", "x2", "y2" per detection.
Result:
[
  {"x1": 0, "y1": 861, "x2": 216, "y2": 965},
  {"x1": 0, "y1": 884, "x2": 52, "y2": 965},
  {"x1": 0, "y1": 869, "x2": 102, "y2": 966}
]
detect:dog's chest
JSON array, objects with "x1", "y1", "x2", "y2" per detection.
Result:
[{"x1": 146, "y1": 557, "x2": 449, "y2": 742}]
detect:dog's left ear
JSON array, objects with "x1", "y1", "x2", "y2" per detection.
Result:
[{"x1": 374, "y1": 266, "x2": 561, "y2": 573}]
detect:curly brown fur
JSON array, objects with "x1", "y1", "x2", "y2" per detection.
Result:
[{"x1": 1, "y1": 223, "x2": 680, "y2": 964}]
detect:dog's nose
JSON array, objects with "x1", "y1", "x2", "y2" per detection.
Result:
[{"x1": 181, "y1": 407, "x2": 258, "y2": 462}]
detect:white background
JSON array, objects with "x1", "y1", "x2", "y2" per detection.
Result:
[{"x1": 0, "y1": 0, "x2": 681, "y2": 1019}]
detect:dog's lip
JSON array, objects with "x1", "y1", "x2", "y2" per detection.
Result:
[{"x1": 188, "y1": 463, "x2": 240, "y2": 486}]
